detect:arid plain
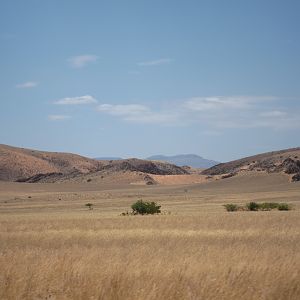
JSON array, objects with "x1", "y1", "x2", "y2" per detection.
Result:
[{"x1": 1, "y1": 171, "x2": 300, "y2": 300}]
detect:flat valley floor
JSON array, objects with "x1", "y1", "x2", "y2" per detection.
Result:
[{"x1": 0, "y1": 172, "x2": 300, "y2": 299}]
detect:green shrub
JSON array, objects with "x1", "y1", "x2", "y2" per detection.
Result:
[
  {"x1": 85, "y1": 203, "x2": 93, "y2": 210},
  {"x1": 223, "y1": 202, "x2": 291, "y2": 212},
  {"x1": 131, "y1": 200, "x2": 161, "y2": 215},
  {"x1": 259, "y1": 202, "x2": 279, "y2": 211},
  {"x1": 246, "y1": 202, "x2": 260, "y2": 211},
  {"x1": 277, "y1": 203, "x2": 290, "y2": 211},
  {"x1": 224, "y1": 204, "x2": 239, "y2": 212}
]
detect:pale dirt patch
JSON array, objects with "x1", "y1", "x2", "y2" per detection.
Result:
[{"x1": 151, "y1": 174, "x2": 210, "y2": 185}]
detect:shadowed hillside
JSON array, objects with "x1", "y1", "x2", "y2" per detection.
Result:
[
  {"x1": 202, "y1": 147, "x2": 300, "y2": 181},
  {"x1": 100, "y1": 158, "x2": 188, "y2": 175},
  {"x1": 0, "y1": 144, "x2": 188, "y2": 182}
]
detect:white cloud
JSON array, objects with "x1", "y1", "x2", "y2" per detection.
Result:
[
  {"x1": 54, "y1": 95, "x2": 97, "y2": 105},
  {"x1": 97, "y1": 104, "x2": 149, "y2": 116},
  {"x1": 179, "y1": 96, "x2": 299, "y2": 130},
  {"x1": 138, "y1": 58, "x2": 172, "y2": 66},
  {"x1": 97, "y1": 103, "x2": 178, "y2": 124},
  {"x1": 68, "y1": 55, "x2": 98, "y2": 68},
  {"x1": 95, "y1": 95, "x2": 298, "y2": 130},
  {"x1": 260, "y1": 110, "x2": 287, "y2": 117},
  {"x1": 183, "y1": 96, "x2": 276, "y2": 112},
  {"x1": 16, "y1": 81, "x2": 38, "y2": 89},
  {"x1": 48, "y1": 115, "x2": 71, "y2": 121}
]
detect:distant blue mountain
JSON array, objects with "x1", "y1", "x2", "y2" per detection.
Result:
[
  {"x1": 94, "y1": 157, "x2": 123, "y2": 161},
  {"x1": 146, "y1": 154, "x2": 220, "y2": 168}
]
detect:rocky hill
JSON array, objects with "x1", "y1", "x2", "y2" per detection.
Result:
[
  {"x1": 202, "y1": 147, "x2": 300, "y2": 181},
  {"x1": 100, "y1": 158, "x2": 188, "y2": 175},
  {"x1": 0, "y1": 144, "x2": 188, "y2": 182},
  {"x1": 147, "y1": 154, "x2": 219, "y2": 168},
  {"x1": 0, "y1": 144, "x2": 103, "y2": 181}
]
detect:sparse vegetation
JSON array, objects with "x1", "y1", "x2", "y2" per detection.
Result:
[
  {"x1": 278, "y1": 203, "x2": 291, "y2": 211},
  {"x1": 247, "y1": 201, "x2": 260, "y2": 211},
  {"x1": 85, "y1": 203, "x2": 93, "y2": 210},
  {"x1": 131, "y1": 200, "x2": 161, "y2": 215},
  {"x1": 224, "y1": 203, "x2": 239, "y2": 212},
  {"x1": 259, "y1": 202, "x2": 279, "y2": 210},
  {"x1": 0, "y1": 213, "x2": 300, "y2": 299},
  {"x1": 224, "y1": 202, "x2": 291, "y2": 212},
  {"x1": 0, "y1": 158, "x2": 299, "y2": 299}
]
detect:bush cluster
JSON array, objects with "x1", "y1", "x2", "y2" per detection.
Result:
[
  {"x1": 223, "y1": 204, "x2": 239, "y2": 212},
  {"x1": 121, "y1": 200, "x2": 161, "y2": 216},
  {"x1": 131, "y1": 200, "x2": 161, "y2": 215},
  {"x1": 224, "y1": 202, "x2": 291, "y2": 212}
]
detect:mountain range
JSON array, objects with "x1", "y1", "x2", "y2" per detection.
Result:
[
  {"x1": 1, "y1": 144, "x2": 300, "y2": 183},
  {"x1": 0, "y1": 144, "x2": 187, "y2": 183},
  {"x1": 146, "y1": 154, "x2": 219, "y2": 168}
]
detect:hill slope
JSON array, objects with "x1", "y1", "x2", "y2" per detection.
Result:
[
  {"x1": 147, "y1": 154, "x2": 219, "y2": 168},
  {"x1": 0, "y1": 144, "x2": 102, "y2": 181},
  {"x1": 202, "y1": 147, "x2": 300, "y2": 181},
  {"x1": 100, "y1": 158, "x2": 188, "y2": 175},
  {"x1": 0, "y1": 144, "x2": 188, "y2": 182}
]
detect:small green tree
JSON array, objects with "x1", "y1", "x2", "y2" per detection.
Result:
[
  {"x1": 277, "y1": 203, "x2": 290, "y2": 211},
  {"x1": 259, "y1": 202, "x2": 279, "y2": 210},
  {"x1": 246, "y1": 202, "x2": 260, "y2": 211},
  {"x1": 131, "y1": 200, "x2": 161, "y2": 215},
  {"x1": 85, "y1": 203, "x2": 93, "y2": 210},
  {"x1": 223, "y1": 204, "x2": 239, "y2": 212}
]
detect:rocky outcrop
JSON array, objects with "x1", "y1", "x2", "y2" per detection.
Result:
[
  {"x1": 291, "y1": 173, "x2": 300, "y2": 182},
  {"x1": 202, "y1": 148, "x2": 300, "y2": 178},
  {"x1": 100, "y1": 159, "x2": 188, "y2": 175}
]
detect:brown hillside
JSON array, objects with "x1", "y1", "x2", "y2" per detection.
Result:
[
  {"x1": 0, "y1": 144, "x2": 189, "y2": 182},
  {"x1": 202, "y1": 147, "x2": 300, "y2": 181},
  {"x1": 0, "y1": 144, "x2": 103, "y2": 181}
]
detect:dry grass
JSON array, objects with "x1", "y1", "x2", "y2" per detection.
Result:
[
  {"x1": 0, "y1": 173, "x2": 300, "y2": 299},
  {"x1": 1, "y1": 213, "x2": 300, "y2": 299}
]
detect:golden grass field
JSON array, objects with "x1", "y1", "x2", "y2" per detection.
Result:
[{"x1": 0, "y1": 172, "x2": 300, "y2": 299}]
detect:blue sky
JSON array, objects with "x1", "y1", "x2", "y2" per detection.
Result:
[{"x1": 0, "y1": 0, "x2": 299, "y2": 162}]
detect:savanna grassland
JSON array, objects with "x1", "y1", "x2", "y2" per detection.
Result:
[{"x1": 0, "y1": 172, "x2": 300, "y2": 299}]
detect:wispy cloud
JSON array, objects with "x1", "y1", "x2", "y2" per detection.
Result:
[
  {"x1": 48, "y1": 115, "x2": 71, "y2": 121},
  {"x1": 96, "y1": 95, "x2": 300, "y2": 130},
  {"x1": 68, "y1": 54, "x2": 98, "y2": 68},
  {"x1": 183, "y1": 96, "x2": 276, "y2": 112},
  {"x1": 97, "y1": 104, "x2": 178, "y2": 124},
  {"x1": 98, "y1": 104, "x2": 149, "y2": 116},
  {"x1": 182, "y1": 96, "x2": 300, "y2": 130},
  {"x1": 138, "y1": 58, "x2": 172, "y2": 67},
  {"x1": 16, "y1": 81, "x2": 38, "y2": 89},
  {"x1": 54, "y1": 95, "x2": 97, "y2": 105},
  {"x1": 260, "y1": 110, "x2": 287, "y2": 117}
]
